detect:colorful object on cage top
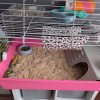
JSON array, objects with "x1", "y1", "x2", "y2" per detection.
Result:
[
  {"x1": 60, "y1": 7, "x2": 89, "y2": 19},
  {"x1": 65, "y1": 0, "x2": 96, "y2": 14},
  {"x1": 73, "y1": 0, "x2": 96, "y2": 14},
  {"x1": 51, "y1": 9, "x2": 76, "y2": 24}
]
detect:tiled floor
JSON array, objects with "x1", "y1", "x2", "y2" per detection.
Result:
[{"x1": 0, "y1": 93, "x2": 100, "y2": 100}]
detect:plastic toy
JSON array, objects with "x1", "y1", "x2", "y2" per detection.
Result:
[
  {"x1": 74, "y1": 0, "x2": 96, "y2": 14},
  {"x1": 51, "y1": 9, "x2": 76, "y2": 24},
  {"x1": 60, "y1": 6, "x2": 89, "y2": 19}
]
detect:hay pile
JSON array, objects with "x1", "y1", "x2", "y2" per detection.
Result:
[{"x1": 6, "y1": 47, "x2": 84, "y2": 80}]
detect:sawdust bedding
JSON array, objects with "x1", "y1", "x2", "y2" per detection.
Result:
[{"x1": 5, "y1": 47, "x2": 84, "y2": 80}]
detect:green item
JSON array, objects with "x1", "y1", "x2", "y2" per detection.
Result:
[
  {"x1": 76, "y1": 11, "x2": 89, "y2": 19},
  {"x1": 59, "y1": 7, "x2": 89, "y2": 19},
  {"x1": 4, "y1": 68, "x2": 13, "y2": 77},
  {"x1": 69, "y1": 10, "x2": 89, "y2": 19},
  {"x1": 59, "y1": 6, "x2": 65, "y2": 12}
]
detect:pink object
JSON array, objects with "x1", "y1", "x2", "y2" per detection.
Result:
[
  {"x1": 83, "y1": 0, "x2": 92, "y2": 13},
  {"x1": 0, "y1": 39, "x2": 100, "y2": 91}
]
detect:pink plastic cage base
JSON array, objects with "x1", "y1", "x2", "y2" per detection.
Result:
[{"x1": 0, "y1": 39, "x2": 100, "y2": 91}]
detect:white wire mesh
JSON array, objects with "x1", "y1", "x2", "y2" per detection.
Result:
[{"x1": 0, "y1": 0, "x2": 100, "y2": 49}]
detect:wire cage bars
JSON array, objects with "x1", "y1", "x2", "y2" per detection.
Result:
[{"x1": 0, "y1": 0, "x2": 100, "y2": 50}]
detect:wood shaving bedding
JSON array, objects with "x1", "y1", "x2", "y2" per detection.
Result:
[{"x1": 6, "y1": 47, "x2": 87, "y2": 80}]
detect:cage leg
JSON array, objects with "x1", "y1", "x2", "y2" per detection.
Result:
[
  {"x1": 85, "y1": 91, "x2": 99, "y2": 100},
  {"x1": 12, "y1": 89, "x2": 23, "y2": 100}
]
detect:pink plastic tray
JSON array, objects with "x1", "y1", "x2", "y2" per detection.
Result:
[{"x1": 0, "y1": 39, "x2": 100, "y2": 91}]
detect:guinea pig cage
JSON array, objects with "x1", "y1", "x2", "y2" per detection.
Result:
[{"x1": 0, "y1": 0, "x2": 100, "y2": 100}]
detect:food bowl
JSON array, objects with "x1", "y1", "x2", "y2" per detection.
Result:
[
  {"x1": 51, "y1": 9, "x2": 76, "y2": 24},
  {"x1": 18, "y1": 45, "x2": 33, "y2": 55}
]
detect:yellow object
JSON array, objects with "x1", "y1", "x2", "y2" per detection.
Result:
[
  {"x1": 12, "y1": 54, "x2": 19, "y2": 65},
  {"x1": 74, "y1": 0, "x2": 96, "y2": 14}
]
